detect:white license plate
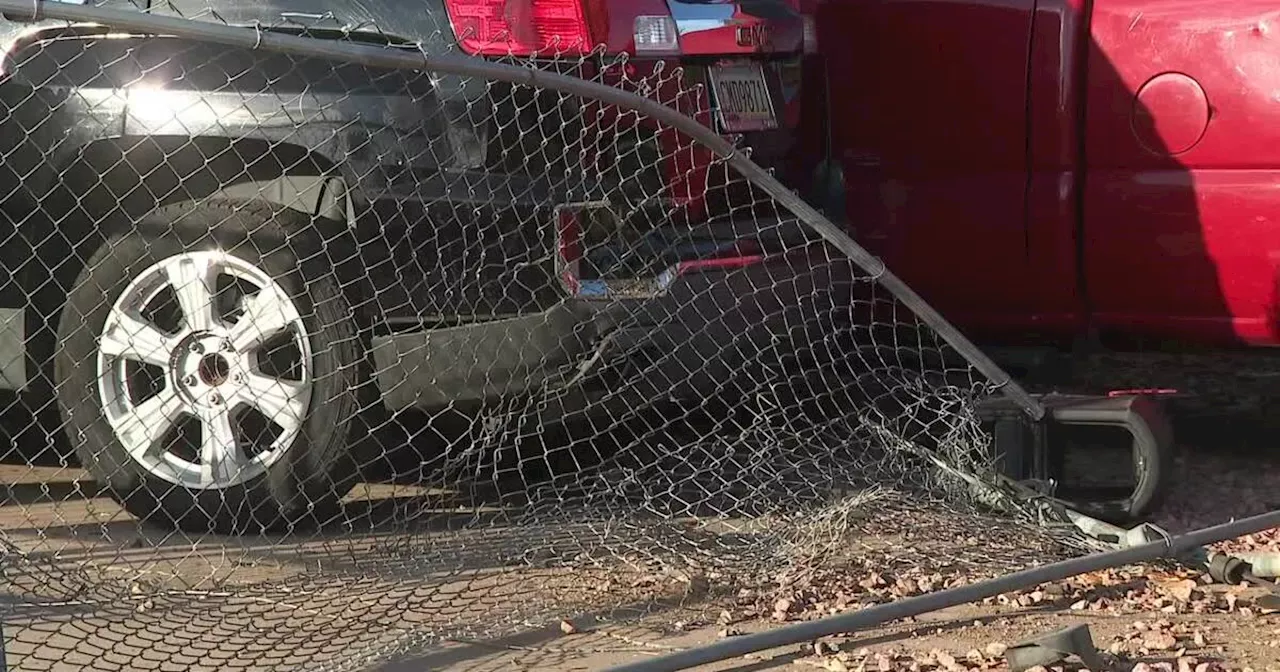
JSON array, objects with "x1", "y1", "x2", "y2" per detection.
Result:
[{"x1": 708, "y1": 61, "x2": 778, "y2": 133}]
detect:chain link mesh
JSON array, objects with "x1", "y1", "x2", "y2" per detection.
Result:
[{"x1": 0, "y1": 6, "x2": 1089, "y2": 670}]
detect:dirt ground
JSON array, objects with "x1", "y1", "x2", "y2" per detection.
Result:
[
  {"x1": 1, "y1": 430, "x2": 1278, "y2": 672},
  {"x1": 375, "y1": 441, "x2": 1280, "y2": 672},
  {"x1": 401, "y1": 602, "x2": 1280, "y2": 672}
]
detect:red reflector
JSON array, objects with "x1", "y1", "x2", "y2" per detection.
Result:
[
  {"x1": 445, "y1": 0, "x2": 604, "y2": 56},
  {"x1": 554, "y1": 206, "x2": 583, "y2": 295},
  {"x1": 675, "y1": 256, "x2": 766, "y2": 274}
]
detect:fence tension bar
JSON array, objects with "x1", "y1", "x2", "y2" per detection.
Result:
[{"x1": 602, "y1": 508, "x2": 1280, "y2": 672}]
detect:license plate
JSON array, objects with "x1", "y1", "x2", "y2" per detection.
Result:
[{"x1": 708, "y1": 61, "x2": 778, "y2": 133}]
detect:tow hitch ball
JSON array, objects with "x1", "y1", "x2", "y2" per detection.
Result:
[{"x1": 975, "y1": 393, "x2": 1176, "y2": 524}]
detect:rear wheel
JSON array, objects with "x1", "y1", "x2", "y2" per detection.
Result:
[{"x1": 54, "y1": 199, "x2": 363, "y2": 534}]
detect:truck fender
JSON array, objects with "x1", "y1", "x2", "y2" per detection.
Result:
[{"x1": 211, "y1": 174, "x2": 358, "y2": 226}]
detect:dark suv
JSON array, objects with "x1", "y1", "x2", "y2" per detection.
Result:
[{"x1": 0, "y1": 0, "x2": 834, "y2": 532}]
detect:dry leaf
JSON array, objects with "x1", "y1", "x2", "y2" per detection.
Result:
[
  {"x1": 860, "y1": 573, "x2": 887, "y2": 590},
  {"x1": 824, "y1": 660, "x2": 849, "y2": 672},
  {"x1": 773, "y1": 598, "x2": 794, "y2": 621},
  {"x1": 1168, "y1": 579, "x2": 1199, "y2": 602},
  {"x1": 1143, "y1": 632, "x2": 1178, "y2": 651}
]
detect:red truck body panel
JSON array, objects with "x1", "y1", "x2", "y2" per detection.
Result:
[
  {"x1": 816, "y1": 0, "x2": 1038, "y2": 333},
  {"x1": 815, "y1": 0, "x2": 1280, "y2": 348},
  {"x1": 1086, "y1": 0, "x2": 1280, "y2": 346}
]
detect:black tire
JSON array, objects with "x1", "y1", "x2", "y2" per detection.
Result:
[{"x1": 54, "y1": 198, "x2": 363, "y2": 534}]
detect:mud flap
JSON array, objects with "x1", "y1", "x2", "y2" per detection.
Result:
[{"x1": 977, "y1": 393, "x2": 1176, "y2": 523}]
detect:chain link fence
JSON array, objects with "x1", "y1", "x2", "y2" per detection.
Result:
[{"x1": 0, "y1": 3, "x2": 1102, "y2": 670}]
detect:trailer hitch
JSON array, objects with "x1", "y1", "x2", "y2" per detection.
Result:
[{"x1": 976, "y1": 392, "x2": 1176, "y2": 523}]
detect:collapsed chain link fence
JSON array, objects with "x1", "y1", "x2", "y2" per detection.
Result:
[{"x1": 0, "y1": 3, "x2": 1102, "y2": 670}]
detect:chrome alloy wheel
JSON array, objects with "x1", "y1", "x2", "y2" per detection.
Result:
[{"x1": 95, "y1": 249, "x2": 313, "y2": 490}]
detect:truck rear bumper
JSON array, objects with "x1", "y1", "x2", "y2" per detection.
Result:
[{"x1": 370, "y1": 243, "x2": 856, "y2": 415}]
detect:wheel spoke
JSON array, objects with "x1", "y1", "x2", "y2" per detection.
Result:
[
  {"x1": 200, "y1": 408, "x2": 245, "y2": 487},
  {"x1": 100, "y1": 311, "x2": 175, "y2": 367},
  {"x1": 116, "y1": 387, "x2": 186, "y2": 461},
  {"x1": 227, "y1": 287, "x2": 296, "y2": 354},
  {"x1": 237, "y1": 373, "x2": 308, "y2": 434},
  {"x1": 166, "y1": 254, "x2": 219, "y2": 333}
]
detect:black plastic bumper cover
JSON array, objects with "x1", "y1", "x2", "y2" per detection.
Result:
[{"x1": 370, "y1": 246, "x2": 856, "y2": 414}]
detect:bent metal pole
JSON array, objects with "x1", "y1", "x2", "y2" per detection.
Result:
[{"x1": 603, "y1": 509, "x2": 1280, "y2": 672}]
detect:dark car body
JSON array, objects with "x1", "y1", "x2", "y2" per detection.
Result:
[{"x1": 0, "y1": 0, "x2": 837, "y2": 452}]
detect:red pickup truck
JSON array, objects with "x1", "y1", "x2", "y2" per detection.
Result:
[{"x1": 810, "y1": 0, "x2": 1280, "y2": 353}]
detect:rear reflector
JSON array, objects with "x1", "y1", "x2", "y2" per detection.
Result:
[
  {"x1": 633, "y1": 15, "x2": 680, "y2": 55},
  {"x1": 554, "y1": 204, "x2": 588, "y2": 295}
]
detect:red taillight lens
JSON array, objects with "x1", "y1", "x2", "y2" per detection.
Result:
[{"x1": 445, "y1": 0, "x2": 605, "y2": 56}]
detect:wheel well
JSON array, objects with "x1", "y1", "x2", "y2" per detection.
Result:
[
  {"x1": 22, "y1": 135, "x2": 341, "y2": 397},
  {"x1": 64, "y1": 135, "x2": 336, "y2": 219},
  {"x1": 36, "y1": 134, "x2": 337, "y2": 276}
]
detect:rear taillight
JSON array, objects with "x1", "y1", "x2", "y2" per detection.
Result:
[
  {"x1": 445, "y1": 0, "x2": 606, "y2": 56},
  {"x1": 802, "y1": 15, "x2": 818, "y2": 54}
]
